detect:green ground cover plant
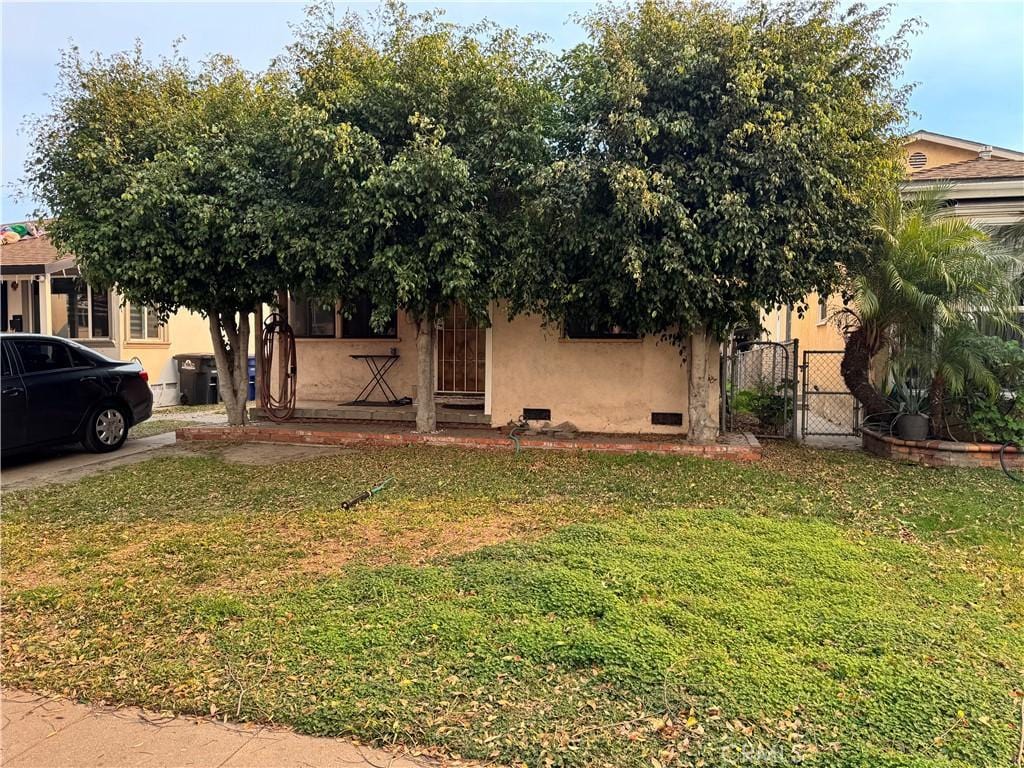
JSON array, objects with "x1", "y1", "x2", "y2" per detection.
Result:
[
  {"x1": 2, "y1": 444, "x2": 1021, "y2": 767},
  {"x1": 127, "y1": 420, "x2": 196, "y2": 440}
]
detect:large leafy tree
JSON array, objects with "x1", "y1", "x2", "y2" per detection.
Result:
[
  {"x1": 285, "y1": 2, "x2": 555, "y2": 432},
  {"x1": 26, "y1": 47, "x2": 291, "y2": 425},
  {"x1": 840, "y1": 187, "x2": 1023, "y2": 434},
  {"x1": 505, "y1": 0, "x2": 911, "y2": 441}
]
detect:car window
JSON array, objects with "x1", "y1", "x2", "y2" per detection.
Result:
[
  {"x1": 68, "y1": 346, "x2": 96, "y2": 368},
  {"x1": 11, "y1": 340, "x2": 74, "y2": 374},
  {"x1": 1, "y1": 344, "x2": 13, "y2": 378}
]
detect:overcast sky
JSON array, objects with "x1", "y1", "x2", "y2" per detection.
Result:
[{"x1": 3, "y1": 0, "x2": 1023, "y2": 221}]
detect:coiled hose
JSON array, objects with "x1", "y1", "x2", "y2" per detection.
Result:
[{"x1": 259, "y1": 312, "x2": 297, "y2": 422}]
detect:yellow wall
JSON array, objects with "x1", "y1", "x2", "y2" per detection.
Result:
[
  {"x1": 762, "y1": 292, "x2": 845, "y2": 351},
  {"x1": 488, "y1": 310, "x2": 702, "y2": 435},
  {"x1": 903, "y1": 139, "x2": 977, "y2": 172},
  {"x1": 119, "y1": 307, "x2": 218, "y2": 407},
  {"x1": 116, "y1": 302, "x2": 264, "y2": 407}
]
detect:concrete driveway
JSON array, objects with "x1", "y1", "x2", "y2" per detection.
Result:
[{"x1": 1, "y1": 409, "x2": 227, "y2": 491}]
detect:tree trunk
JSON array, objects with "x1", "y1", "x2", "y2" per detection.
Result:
[
  {"x1": 928, "y1": 374, "x2": 945, "y2": 439},
  {"x1": 415, "y1": 316, "x2": 437, "y2": 433},
  {"x1": 687, "y1": 325, "x2": 720, "y2": 443},
  {"x1": 209, "y1": 310, "x2": 250, "y2": 427},
  {"x1": 841, "y1": 326, "x2": 890, "y2": 419}
]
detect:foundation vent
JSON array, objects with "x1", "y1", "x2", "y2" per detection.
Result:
[
  {"x1": 523, "y1": 408, "x2": 551, "y2": 421},
  {"x1": 651, "y1": 411, "x2": 683, "y2": 426}
]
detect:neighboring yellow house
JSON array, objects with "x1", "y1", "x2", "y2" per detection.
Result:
[
  {"x1": 763, "y1": 130, "x2": 1024, "y2": 351},
  {"x1": 1, "y1": 234, "x2": 226, "y2": 407},
  {"x1": 758, "y1": 131, "x2": 1024, "y2": 435}
]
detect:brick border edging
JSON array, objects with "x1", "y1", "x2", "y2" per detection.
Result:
[
  {"x1": 176, "y1": 426, "x2": 762, "y2": 463},
  {"x1": 862, "y1": 428, "x2": 1023, "y2": 469}
]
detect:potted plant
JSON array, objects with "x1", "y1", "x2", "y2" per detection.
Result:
[{"x1": 890, "y1": 369, "x2": 929, "y2": 441}]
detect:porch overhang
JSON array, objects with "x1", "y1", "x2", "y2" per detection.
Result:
[{"x1": 0, "y1": 257, "x2": 77, "y2": 278}]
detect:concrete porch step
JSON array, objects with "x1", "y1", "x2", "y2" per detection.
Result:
[{"x1": 250, "y1": 402, "x2": 490, "y2": 426}]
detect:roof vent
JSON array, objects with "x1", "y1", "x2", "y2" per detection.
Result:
[
  {"x1": 979, "y1": 145, "x2": 993, "y2": 160},
  {"x1": 908, "y1": 151, "x2": 927, "y2": 169}
]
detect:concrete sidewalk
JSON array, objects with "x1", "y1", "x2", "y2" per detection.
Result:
[{"x1": 0, "y1": 690, "x2": 439, "y2": 768}]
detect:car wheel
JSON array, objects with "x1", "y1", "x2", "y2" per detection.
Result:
[{"x1": 82, "y1": 403, "x2": 130, "y2": 453}]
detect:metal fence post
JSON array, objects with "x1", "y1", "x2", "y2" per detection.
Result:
[
  {"x1": 791, "y1": 338, "x2": 800, "y2": 440},
  {"x1": 719, "y1": 347, "x2": 727, "y2": 435}
]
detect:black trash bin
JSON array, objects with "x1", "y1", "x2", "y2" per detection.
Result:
[{"x1": 173, "y1": 353, "x2": 218, "y2": 405}]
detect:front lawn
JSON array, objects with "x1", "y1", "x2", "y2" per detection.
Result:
[{"x1": 2, "y1": 444, "x2": 1021, "y2": 767}]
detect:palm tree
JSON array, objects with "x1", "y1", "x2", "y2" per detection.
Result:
[{"x1": 840, "y1": 186, "x2": 1023, "y2": 434}]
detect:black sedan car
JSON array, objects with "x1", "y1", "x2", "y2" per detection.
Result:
[{"x1": 1, "y1": 334, "x2": 152, "y2": 454}]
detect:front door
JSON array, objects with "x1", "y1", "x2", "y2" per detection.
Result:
[{"x1": 436, "y1": 305, "x2": 486, "y2": 394}]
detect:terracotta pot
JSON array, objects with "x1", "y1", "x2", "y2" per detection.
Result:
[{"x1": 896, "y1": 413, "x2": 929, "y2": 442}]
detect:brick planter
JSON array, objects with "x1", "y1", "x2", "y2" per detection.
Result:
[
  {"x1": 176, "y1": 423, "x2": 762, "y2": 463},
  {"x1": 862, "y1": 428, "x2": 1023, "y2": 470}
]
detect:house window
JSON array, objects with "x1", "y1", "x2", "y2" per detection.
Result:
[
  {"x1": 128, "y1": 304, "x2": 166, "y2": 341},
  {"x1": 817, "y1": 297, "x2": 828, "y2": 324},
  {"x1": 563, "y1": 314, "x2": 637, "y2": 340},
  {"x1": 50, "y1": 277, "x2": 110, "y2": 339},
  {"x1": 341, "y1": 294, "x2": 398, "y2": 339},
  {"x1": 290, "y1": 293, "x2": 337, "y2": 338}
]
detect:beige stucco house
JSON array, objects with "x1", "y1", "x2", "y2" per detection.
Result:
[
  {"x1": 285, "y1": 294, "x2": 709, "y2": 436},
  {"x1": 1, "y1": 233, "x2": 223, "y2": 407}
]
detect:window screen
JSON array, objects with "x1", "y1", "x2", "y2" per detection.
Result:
[
  {"x1": 290, "y1": 294, "x2": 336, "y2": 338},
  {"x1": 342, "y1": 295, "x2": 398, "y2": 339},
  {"x1": 563, "y1": 315, "x2": 637, "y2": 340}
]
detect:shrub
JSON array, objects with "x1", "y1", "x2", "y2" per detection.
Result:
[{"x1": 951, "y1": 337, "x2": 1024, "y2": 444}]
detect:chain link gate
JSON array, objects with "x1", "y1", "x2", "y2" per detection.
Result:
[
  {"x1": 800, "y1": 350, "x2": 861, "y2": 438},
  {"x1": 722, "y1": 340, "x2": 799, "y2": 439}
]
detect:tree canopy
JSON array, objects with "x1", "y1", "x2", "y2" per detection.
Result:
[
  {"x1": 284, "y1": 2, "x2": 556, "y2": 430},
  {"x1": 504, "y1": 0, "x2": 913, "y2": 340},
  {"x1": 26, "y1": 47, "x2": 291, "y2": 423}
]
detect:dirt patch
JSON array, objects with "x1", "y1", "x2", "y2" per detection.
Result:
[
  {"x1": 295, "y1": 509, "x2": 588, "y2": 575},
  {"x1": 2, "y1": 559, "x2": 65, "y2": 590},
  {"x1": 214, "y1": 443, "x2": 355, "y2": 465}
]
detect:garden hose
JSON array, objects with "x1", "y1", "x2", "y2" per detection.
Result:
[
  {"x1": 508, "y1": 418, "x2": 527, "y2": 454},
  {"x1": 260, "y1": 313, "x2": 297, "y2": 422},
  {"x1": 341, "y1": 477, "x2": 395, "y2": 510},
  {"x1": 1000, "y1": 443, "x2": 1022, "y2": 484}
]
